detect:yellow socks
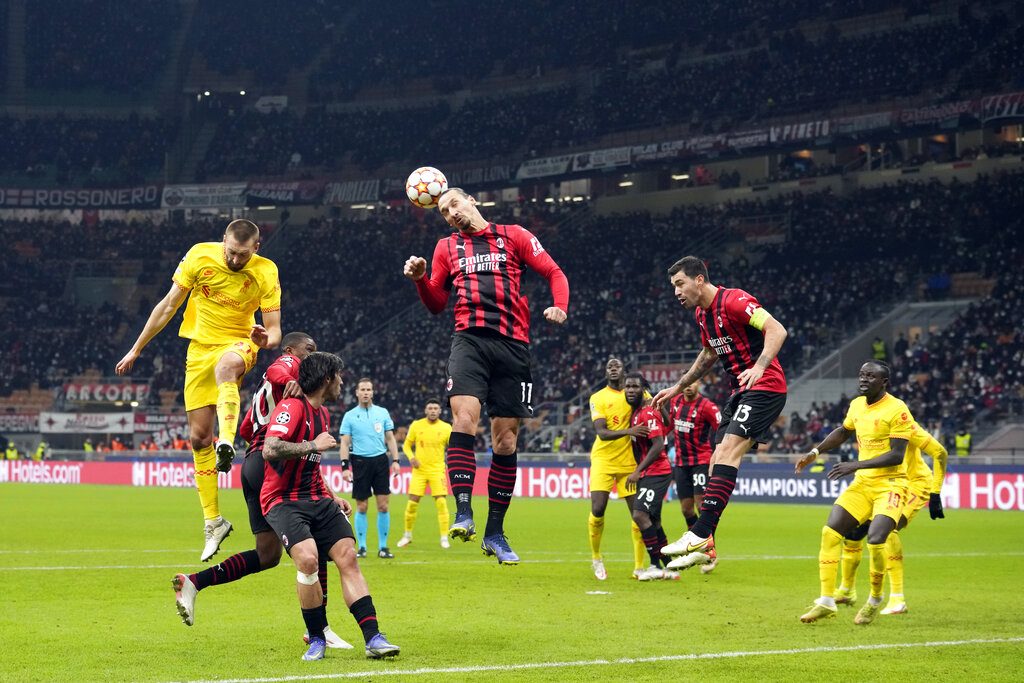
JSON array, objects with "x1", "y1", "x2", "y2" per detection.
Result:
[
  {"x1": 216, "y1": 381, "x2": 241, "y2": 443},
  {"x1": 819, "y1": 526, "x2": 843, "y2": 598},
  {"x1": 404, "y1": 499, "x2": 419, "y2": 533},
  {"x1": 841, "y1": 538, "x2": 864, "y2": 589},
  {"x1": 631, "y1": 522, "x2": 645, "y2": 570},
  {"x1": 193, "y1": 444, "x2": 219, "y2": 520},
  {"x1": 436, "y1": 497, "x2": 450, "y2": 535},
  {"x1": 886, "y1": 531, "x2": 904, "y2": 596},
  {"x1": 588, "y1": 513, "x2": 605, "y2": 560},
  {"x1": 867, "y1": 542, "x2": 886, "y2": 599}
]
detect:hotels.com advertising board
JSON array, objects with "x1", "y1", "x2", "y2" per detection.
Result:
[{"x1": 0, "y1": 460, "x2": 1021, "y2": 511}]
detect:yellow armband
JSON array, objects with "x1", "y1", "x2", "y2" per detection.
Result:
[{"x1": 749, "y1": 307, "x2": 771, "y2": 330}]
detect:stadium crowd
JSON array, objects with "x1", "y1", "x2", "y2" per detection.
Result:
[
  {"x1": 195, "y1": 3, "x2": 1017, "y2": 181},
  {"x1": 25, "y1": 0, "x2": 181, "y2": 93},
  {"x1": 1, "y1": 169, "x2": 1021, "y2": 453},
  {"x1": 0, "y1": 115, "x2": 176, "y2": 185}
]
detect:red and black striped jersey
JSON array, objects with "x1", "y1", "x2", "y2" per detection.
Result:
[
  {"x1": 695, "y1": 287, "x2": 787, "y2": 394},
  {"x1": 414, "y1": 223, "x2": 569, "y2": 343},
  {"x1": 630, "y1": 405, "x2": 672, "y2": 477},
  {"x1": 241, "y1": 353, "x2": 300, "y2": 456},
  {"x1": 669, "y1": 395, "x2": 722, "y2": 466},
  {"x1": 260, "y1": 396, "x2": 331, "y2": 514}
]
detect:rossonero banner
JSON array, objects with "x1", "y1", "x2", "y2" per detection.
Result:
[
  {"x1": 1, "y1": 462, "x2": 1020, "y2": 511},
  {"x1": 0, "y1": 185, "x2": 161, "y2": 209}
]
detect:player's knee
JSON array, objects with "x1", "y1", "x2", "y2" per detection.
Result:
[
  {"x1": 330, "y1": 542, "x2": 359, "y2": 572},
  {"x1": 291, "y1": 547, "x2": 318, "y2": 574},
  {"x1": 491, "y1": 432, "x2": 517, "y2": 454},
  {"x1": 189, "y1": 434, "x2": 212, "y2": 451},
  {"x1": 631, "y1": 510, "x2": 648, "y2": 527}
]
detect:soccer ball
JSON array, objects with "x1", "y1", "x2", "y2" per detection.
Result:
[{"x1": 406, "y1": 167, "x2": 448, "y2": 209}]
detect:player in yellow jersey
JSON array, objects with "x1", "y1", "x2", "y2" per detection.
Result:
[
  {"x1": 795, "y1": 361, "x2": 914, "y2": 625},
  {"x1": 587, "y1": 357, "x2": 649, "y2": 580},
  {"x1": 396, "y1": 398, "x2": 453, "y2": 549},
  {"x1": 831, "y1": 419, "x2": 948, "y2": 614},
  {"x1": 116, "y1": 220, "x2": 282, "y2": 562}
]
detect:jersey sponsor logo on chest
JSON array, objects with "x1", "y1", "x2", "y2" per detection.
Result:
[
  {"x1": 458, "y1": 252, "x2": 507, "y2": 274},
  {"x1": 675, "y1": 419, "x2": 695, "y2": 433},
  {"x1": 708, "y1": 336, "x2": 734, "y2": 354}
]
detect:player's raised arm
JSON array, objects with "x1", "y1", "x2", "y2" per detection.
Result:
[
  {"x1": 115, "y1": 282, "x2": 190, "y2": 375},
  {"x1": 653, "y1": 347, "x2": 719, "y2": 409},
  {"x1": 405, "y1": 243, "x2": 452, "y2": 314}
]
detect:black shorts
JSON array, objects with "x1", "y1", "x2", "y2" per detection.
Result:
[
  {"x1": 446, "y1": 329, "x2": 533, "y2": 419},
  {"x1": 674, "y1": 463, "x2": 710, "y2": 500},
  {"x1": 352, "y1": 453, "x2": 391, "y2": 500},
  {"x1": 241, "y1": 451, "x2": 272, "y2": 535},
  {"x1": 716, "y1": 390, "x2": 787, "y2": 445},
  {"x1": 265, "y1": 498, "x2": 354, "y2": 556},
  {"x1": 634, "y1": 473, "x2": 673, "y2": 522}
]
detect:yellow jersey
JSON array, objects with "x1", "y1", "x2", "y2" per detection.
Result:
[
  {"x1": 172, "y1": 242, "x2": 281, "y2": 345},
  {"x1": 590, "y1": 386, "x2": 635, "y2": 470},
  {"x1": 904, "y1": 421, "x2": 949, "y2": 494},
  {"x1": 842, "y1": 393, "x2": 914, "y2": 485},
  {"x1": 402, "y1": 418, "x2": 452, "y2": 473}
]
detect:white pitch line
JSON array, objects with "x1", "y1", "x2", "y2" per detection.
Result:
[
  {"x1": 2, "y1": 551, "x2": 1023, "y2": 572},
  {"x1": 163, "y1": 637, "x2": 1024, "y2": 683}
]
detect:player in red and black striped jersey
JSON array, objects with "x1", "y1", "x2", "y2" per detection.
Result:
[
  {"x1": 669, "y1": 382, "x2": 722, "y2": 529},
  {"x1": 623, "y1": 373, "x2": 678, "y2": 580},
  {"x1": 403, "y1": 187, "x2": 569, "y2": 564},
  {"x1": 170, "y1": 333, "x2": 354, "y2": 648},
  {"x1": 654, "y1": 256, "x2": 788, "y2": 572},
  {"x1": 262, "y1": 351, "x2": 399, "y2": 661}
]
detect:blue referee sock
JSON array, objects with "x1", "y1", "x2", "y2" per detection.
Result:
[
  {"x1": 377, "y1": 510, "x2": 390, "y2": 550},
  {"x1": 354, "y1": 511, "x2": 368, "y2": 550}
]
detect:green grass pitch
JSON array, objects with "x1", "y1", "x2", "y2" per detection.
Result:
[{"x1": 1, "y1": 483, "x2": 1022, "y2": 682}]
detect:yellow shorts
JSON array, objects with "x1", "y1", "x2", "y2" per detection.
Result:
[
  {"x1": 409, "y1": 469, "x2": 448, "y2": 497},
  {"x1": 590, "y1": 466, "x2": 637, "y2": 498},
  {"x1": 183, "y1": 339, "x2": 260, "y2": 411},
  {"x1": 902, "y1": 479, "x2": 930, "y2": 524},
  {"x1": 835, "y1": 477, "x2": 908, "y2": 525}
]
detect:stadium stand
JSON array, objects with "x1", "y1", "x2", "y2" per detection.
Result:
[
  {"x1": 25, "y1": 0, "x2": 182, "y2": 93},
  {"x1": 5, "y1": 168, "x2": 1019, "y2": 455},
  {"x1": 0, "y1": 115, "x2": 177, "y2": 185}
]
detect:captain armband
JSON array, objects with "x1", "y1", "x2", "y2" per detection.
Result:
[
  {"x1": 748, "y1": 307, "x2": 771, "y2": 330},
  {"x1": 341, "y1": 459, "x2": 351, "y2": 471}
]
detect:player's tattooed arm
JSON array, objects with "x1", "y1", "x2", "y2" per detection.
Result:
[
  {"x1": 675, "y1": 347, "x2": 719, "y2": 388},
  {"x1": 263, "y1": 436, "x2": 315, "y2": 461}
]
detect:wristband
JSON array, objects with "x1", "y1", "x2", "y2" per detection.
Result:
[
  {"x1": 811, "y1": 447, "x2": 820, "y2": 457},
  {"x1": 392, "y1": 459, "x2": 400, "y2": 465},
  {"x1": 341, "y1": 459, "x2": 350, "y2": 471}
]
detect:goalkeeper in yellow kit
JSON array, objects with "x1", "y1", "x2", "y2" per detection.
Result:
[
  {"x1": 116, "y1": 220, "x2": 281, "y2": 562},
  {"x1": 396, "y1": 399, "x2": 453, "y2": 549}
]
